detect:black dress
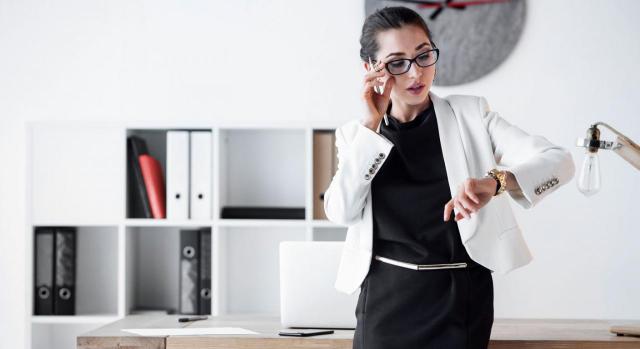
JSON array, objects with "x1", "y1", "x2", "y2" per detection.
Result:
[{"x1": 352, "y1": 100, "x2": 494, "y2": 349}]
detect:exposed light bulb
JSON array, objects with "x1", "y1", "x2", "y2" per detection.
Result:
[{"x1": 577, "y1": 151, "x2": 601, "y2": 196}]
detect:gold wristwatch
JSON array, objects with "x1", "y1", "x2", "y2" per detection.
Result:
[{"x1": 485, "y1": 169, "x2": 506, "y2": 196}]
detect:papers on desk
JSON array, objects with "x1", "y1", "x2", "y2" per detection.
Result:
[{"x1": 123, "y1": 327, "x2": 259, "y2": 336}]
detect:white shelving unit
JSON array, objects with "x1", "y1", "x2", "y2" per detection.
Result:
[{"x1": 26, "y1": 122, "x2": 347, "y2": 349}]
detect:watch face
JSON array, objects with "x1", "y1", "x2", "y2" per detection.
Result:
[{"x1": 364, "y1": 0, "x2": 527, "y2": 86}]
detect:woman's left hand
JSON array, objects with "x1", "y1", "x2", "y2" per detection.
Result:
[{"x1": 443, "y1": 177, "x2": 497, "y2": 222}]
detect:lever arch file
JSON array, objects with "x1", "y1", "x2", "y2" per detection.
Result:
[
  {"x1": 34, "y1": 228, "x2": 55, "y2": 315},
  {"x1": 190, "y1": 131, "x2": 212, "y2": 220},
  {"x1": 53, "y1": 227, "x2": 76, "y2": 315},
  {"x1": 199, "y1": 228, "x2": 212, "y2": 315},
  {"x1": 167, "y1": 131, "x2": 190, "y2": 220},
  {"x1": 179, "y1": 229, "x2": 200, "y2": 315}
]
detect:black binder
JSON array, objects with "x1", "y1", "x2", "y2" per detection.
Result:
[
  {"x1": 199, "y1": 228, "x2": 212, "y2": 315},
  {"x1": 127, "y1": 136, "x2": 152, "y2": 218},
  {"x1": 34, "y1": 228, "x2": 55, "y2": 315},
  {"x1": 54, "y1": 227, "x2": 76, "y2": 315},
  {"x1": 179, "y1": 230, "x2": 200, "y2": 315}
]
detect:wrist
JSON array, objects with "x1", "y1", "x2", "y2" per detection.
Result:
[
  {"x1": 360, "y1": 119, "x2": 378, "y2": 132},
  {"x1": 483, "y1": 176, "x2": 499, "y2": 195}
]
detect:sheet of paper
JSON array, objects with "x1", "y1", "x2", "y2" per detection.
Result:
[{"x1": 123, "y1": 327, "x2": 259, "y2": 336}]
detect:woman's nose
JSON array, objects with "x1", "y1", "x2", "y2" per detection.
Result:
[{"x1": 408, "y1": 62, "x2": 423, "y2": 79}]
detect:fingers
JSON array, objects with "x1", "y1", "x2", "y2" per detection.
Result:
[
  {"x1": 363, "y1": 61, "x2": 387, "y2": 84},
  {"x1": 453, "y1": 198, "x2": 471, "y2": 220},
  {"x1": 444, "y1": 197, "x2": 472, "y2": 222},
  {"x1": 457, "y1": 180, "x2": 481, "y2": 216},
  {"x1": 362, "y1": 80, "x2": 384, "y2": 101},
  {"x1": 464, "y1": 184, "x2": 480, "y2": 205},
  {"x1": 364, "y1": 79, "x2": 384, "y2": 89},
  {"x1": 457, "y1": 194, "x2": 478, "y2": 214},
  {"x1": 362, "y1": 68, "x2": 386, "y2": 98},
  {"x1": 363, "y1": 68, "x2": 386, "y2": 84},
  {"x1": 382, "y1": 76, "x2": 394, "y2": 98},
  {"x1": 444, "y1": 179, "x2": 488, "y2": 222},
  {"x1": 372, "y1": 60, "x2": 386, "y2": 72},
  {"x1": 443, "y1": 199, "x2": 453, "y2": 221}
]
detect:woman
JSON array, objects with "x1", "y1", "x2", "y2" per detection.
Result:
[{"x1": 323, "y1": 6, "x2": 576, "y2": 349}]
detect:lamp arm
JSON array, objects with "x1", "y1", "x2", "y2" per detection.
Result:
[{"x1": 592, "y1": 121, "x2": 640, "y2": 151}]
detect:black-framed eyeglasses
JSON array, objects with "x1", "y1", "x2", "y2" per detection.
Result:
[{"x1": 378, "y1": 48, "x2": 440, "y2": 76}]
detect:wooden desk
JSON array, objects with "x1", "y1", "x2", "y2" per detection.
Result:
[{"x1": 78, "y1": 314, "x2": 640, "y2": 349}]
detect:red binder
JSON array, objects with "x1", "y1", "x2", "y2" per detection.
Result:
[{"x1": 139, "y1": 154, "x2": 166, "y2": 219}]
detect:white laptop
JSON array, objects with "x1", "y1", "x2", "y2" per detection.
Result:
[{"x1": 279, "y1": 241, "x2": 359, "y2": 329}]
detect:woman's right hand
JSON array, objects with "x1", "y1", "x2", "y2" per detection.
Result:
[{"x1": 361, "y1": 61, "x2": 394, "y2": 131}]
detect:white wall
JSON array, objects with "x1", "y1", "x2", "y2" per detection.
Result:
[{"x1": 1, "y1": 0, "x2": 639, "y2": 347}]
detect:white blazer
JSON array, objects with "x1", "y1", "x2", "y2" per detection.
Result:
[{"x1": 324, "y1": 91, "x2": 576, "y2": 295}]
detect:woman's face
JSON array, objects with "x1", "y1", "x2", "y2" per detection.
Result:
[{"x1": 372, "y1": 24, "x2": 435, "y2": 106}]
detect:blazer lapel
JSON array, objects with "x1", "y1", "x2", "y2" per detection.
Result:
[{"x1": 431, "y1": 91, "x2": 479, "y2": 243}]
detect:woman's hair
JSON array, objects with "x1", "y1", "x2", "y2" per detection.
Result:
[{"x1": 359, "y1": 6, "x2": 434, "y2": 63}]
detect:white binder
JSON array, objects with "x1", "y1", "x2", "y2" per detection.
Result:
[
  {"x1": 166, "y1": 131, "x2": 190, "y2": 220},
  {"x1": 189, "y1": 131, "x2": 212, "y2": 219}
]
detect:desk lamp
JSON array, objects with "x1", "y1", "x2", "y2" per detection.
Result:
[{"x1": 576, "y1": 122, "x2": 640, "y2": 337}]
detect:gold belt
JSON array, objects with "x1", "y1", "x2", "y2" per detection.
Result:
[{"x1": 374, "y1": 255, "x2": 467, "y2": 270}]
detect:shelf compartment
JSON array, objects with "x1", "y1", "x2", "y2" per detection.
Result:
[
  {"x1": 32, "y1": 226, "x2": 119, "y2": 317},
  {"x1": 125, "y1": 128, "x2": 214, "y2": 220},
  {"x1": 29, "y1": 123, "x2": 124, "y2": 224},
  {"x1": 217, "y1": 129, "x2": 306, "y2": 220},
  {"x1": 217, "y1": 226, "x2": 307, "y2": 315},
  {"x1": 125, "y1": 225, "x2": 213, "y2": 315}
]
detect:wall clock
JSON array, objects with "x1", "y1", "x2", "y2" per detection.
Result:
[{"x1": 364, "y1": 0, "x2": 527, "y2": 86}]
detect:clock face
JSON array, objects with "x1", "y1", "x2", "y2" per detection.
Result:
[{"x1": 364, "y1": 0, "x2": 527, "y2": 86}]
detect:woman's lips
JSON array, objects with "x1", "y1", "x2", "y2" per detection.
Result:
[{"x1": 407, "y1": 84, "x2": 425, "y2": 95}]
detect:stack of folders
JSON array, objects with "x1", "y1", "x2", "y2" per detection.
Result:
[
  {"x1": 127, "y1": 130, "x2": 212, "y2": 220},
  {"x1": 34, "y1": 227, "x2": 76, "y2": 315},
  {"x1": 167, "y1": 131, "x2": 212, "y2": 220},
  {"x1": 179, "y1": 228, "x2": 212, "y2": 315},
  {"x1": 312, "y1": 130, "x2": 338, "y2": 220}
]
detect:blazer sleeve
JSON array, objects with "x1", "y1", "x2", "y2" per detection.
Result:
[
  {"x1": 323, "y1": 121, "x2": 394, "y2": 225},
  {"x1": 479, "y1": 97, "x2": 576, "y2": 209}
]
